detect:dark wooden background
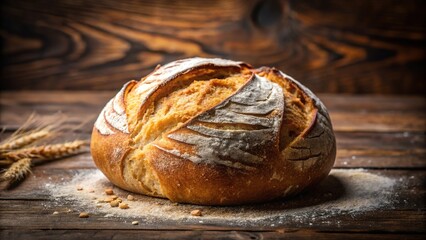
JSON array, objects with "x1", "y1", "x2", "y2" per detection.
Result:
[{"x1": 1, "y1": 0, "x2": 425, "y2": 94}]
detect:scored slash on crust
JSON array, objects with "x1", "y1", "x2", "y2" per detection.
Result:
[{"x1": 155, "y1": 74, "x2": 284, "y2": 170}]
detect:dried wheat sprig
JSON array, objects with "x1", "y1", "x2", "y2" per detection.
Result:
[
  {"x1": 0, "y1": 129, "x2": 51, "y2": 151},
  {"x1": 2, "y1": 140, "x2": 88, "y2": 161},
  {"x1": 0, "y1": 158, "x2": 32, "y2": 183},
  {"x1": 0, "y1": 113, "x2": 67, "y2": 151}
]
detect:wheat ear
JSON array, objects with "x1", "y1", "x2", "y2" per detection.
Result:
[
  {"x1": 3, "y1": 140, "x2": 88, "y2": 161},
  {"x1": 0, "y1": 129, "x2": 51, "y2": 151},
  {"x1": 0, "y1": 158, "x2": 32, "y2": 183},
  {"x1": 0, "y1": 113, "x2": 71, "y2": 152}
]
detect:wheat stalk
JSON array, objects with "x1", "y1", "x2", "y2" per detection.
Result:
[
  {"x1": 0, "y1": 158, "x2": 32, "y2": 184},
  {"x1": 0, "y1": 112, "x2": 82, "y2": 152},
  {"x1": 0, "y1": 129, "x2": 51, "y2": 151},
  {"x1": 2, "y1": 140, "x2": 88, "y2": 161},
  {"x1": 0, "y1": 114, "x2": 91, "y2": 188}
]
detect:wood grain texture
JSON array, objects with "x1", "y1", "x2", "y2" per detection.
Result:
[
  {"x1": 1, "y1": 0, "x2": 425, "y2": 93},
  {"x1": 2, "y1": 230, "x2": 426, "y2": 240}
]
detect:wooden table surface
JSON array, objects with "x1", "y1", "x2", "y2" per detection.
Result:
[{"x1": 0, "y1": 91, "x2": 425, "y2": 239}]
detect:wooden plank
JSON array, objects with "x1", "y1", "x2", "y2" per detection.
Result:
[
  {"x1": 0, "y1": 199, "x2": 424, "y2": 233},
  {"x1": 335, "y1": 131, "x2": 426, "y2": 168},
  {"x1": 1, "y1": 229, "x2": 425, "y2": 240},
  {"x1": 330, "y1": 112, "x2": 425, "y2": 132},
  {"x1": 1, "y1": 0, "x2": 425, "y2": 94},
  {"x1": 321, "y1": 95, "x2": 426, "y2": 113}
]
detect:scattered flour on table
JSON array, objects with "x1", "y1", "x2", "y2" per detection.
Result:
[{"x1": 44, "y1": 169, "x2": 397, "y2": 226}]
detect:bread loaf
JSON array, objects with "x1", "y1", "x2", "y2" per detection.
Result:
[{"x1": 91, "y1": 57, "x2": 336, "y2": 205}]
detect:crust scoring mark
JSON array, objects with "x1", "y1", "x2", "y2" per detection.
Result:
[
  {"x1": 279, "y1": 71, "x2": 330, "y2": 121},
  {"x1": 95, "y1": 58, "x2": 245, "y2": 136},
  {"x1": 156, "y1": 74, "x2": 284, "y2": 170},
  {"x1": 134, "y1": 57, "x2": 245, "y2": 107},
  {"x1": 279, "y1": 71, "x2": 335, "y2": 171},
  {"x1": 95, "y1": 81, "x2": 134, "y2": 135}
]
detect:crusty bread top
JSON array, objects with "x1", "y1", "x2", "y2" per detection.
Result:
[{"x1": 94, "y1": 57, "x2": 332, "y2": 168}]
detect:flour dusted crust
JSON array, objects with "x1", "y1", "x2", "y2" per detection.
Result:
[
  {"x1": 155, "y1": 74, "x2": 284, "y2": 170},
  {"x1": 91, "y1": 57, "x2": 336, "y2": 205},
  {"x1": 94, "y1": 80, "x2": 136, "y2": 135}
]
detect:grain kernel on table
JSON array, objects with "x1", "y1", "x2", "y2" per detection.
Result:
[
  {"x1": 127, "y1": 195, "x2": 135, "y2": 201},
  {"x1": 105, "y1": 188, "x2": 114, "y2": 195},
  {"x1": 104, "y1": 197, "x2": 116, "y2": 203},
  {"x1": 110, "y1": 200, "x2": 120, "y2": 207},
  {"x1": 119, "y1": 203, "x2": 129, "y2": 209},
  {"x1": 52, "y1": 211, "x2": 59, "y2": 215},
  {"x1": 79, "y1": 212, "x2": 89, "y2": 218},
  {"x1": 132, "y1": 221, "x2": 139, "y2": 225},
  {"x1": 191, "y1": 209, "x2": 202, "y2": 216}
]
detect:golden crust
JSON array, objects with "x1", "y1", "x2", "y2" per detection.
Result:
[
  {"x1": 90, "y1": 57, "x2": 336, "y2": 205},
  {"x1": 90, "y1": 129, "x2": 130, "y2": 191}
]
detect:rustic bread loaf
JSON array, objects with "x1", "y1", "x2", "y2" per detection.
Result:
[{"x1": 91, "y1": 57, "x2": 336, "y2": 205}]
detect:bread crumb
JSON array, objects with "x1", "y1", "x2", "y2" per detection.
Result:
[
  {"x1": 52, "y1": 211, "x2": 59, "y2": 215},
  {"x1": 132, "y1": 221, "x2": 139, "y2": 225},
  {"x1": 76, "y1": 186, "x2": 83, "y2": 191},
  {"x1": 105, "y1": 188, "x2": 114, "y2": 195},
  {"x1": 103, "y1": 196, "x2": 117, "y2": 203},
  {"x1": 191, "y1": 209, "x2": 202, "y2": 216},
  {"x1": 127, "y1": 195, "x2": 135, "y2": 201},
  {"x1": 110, "y1": 200, "x2": 120, "y2": 207},
  {"x1": 119, "y1": 203, "x2": 129, "y2": 209},
  {"x1": 79, "y1": 212, "x2": 89, "y2": 218}
]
